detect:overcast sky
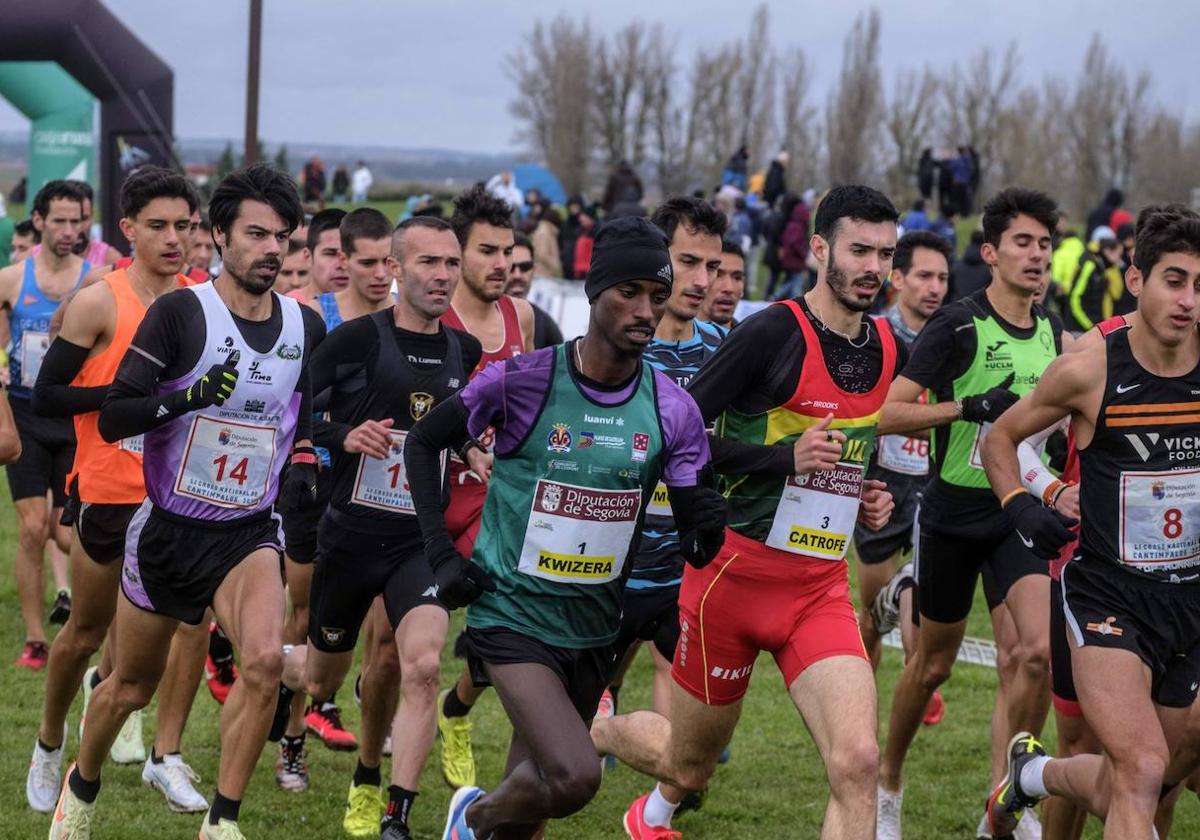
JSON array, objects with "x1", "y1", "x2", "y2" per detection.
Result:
[{"x1": 0, "y1": 0, "x2": 1194, "y2": 154}]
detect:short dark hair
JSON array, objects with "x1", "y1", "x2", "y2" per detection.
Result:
[
  {"x1": 812, "y1": 185, "x2": 898, "y2": 243},
  {"x1": 894, "y1": 230, "x2": 953, "y2": 275},
  {"x1": 32, "y1": 180, "x2": 86, "y2": 219},
  {"x1": 512, "y1": 230, "x2": 534, "y2": 259},
  {"x1": 1133, "y1": 205, "x2": 1200, "y2": 277},
  {"x1": 981, "y1": 187, "x2": 1058, "y2": 248},
  {"x1": 340, "y1": 207, "x2": 393, "y2": 255},
  {"x1": 450, "y1": 184, "x2": 513, "y2": 247},
  {"x1": 68, "y1": 180, "x2": 95, "y2": 203},
  {"x1": 286, "y1": 237, "x2": 308, "y2": 256},
  {"x1": 392, "y1": 214, "x2": 455, "y2": 259},
  {"x1": 208, "y1": 163, "x2": 303, "y2": 253},
  {"x1": 197, "y1": 215, "x2": 211, "y2": 233},
  {"x1": 306, "y1": 207, "x2": 347, "y2": 251},
  {"x1": 14, "y1": 218, "x2": 36, "y2": 239},
  {"x1": 119, "y1": 165, "x2": 199, "y2": 219},
  {"x1": 650, "y1": 196, "x2": 727, "y2": 244},
  {"x1": 720, "y1": 238, "x2": 745, "y2": 260}
]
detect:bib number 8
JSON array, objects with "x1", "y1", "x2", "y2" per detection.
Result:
[
  {"x1": 213, "y1": 454, "x2": 250, "y2": 486},
  {"x1": 1164, "y1": 508, "x2": 1184, "y2": 540}
]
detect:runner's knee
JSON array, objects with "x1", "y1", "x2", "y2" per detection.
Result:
[
  {"x1": 826, "y1": 735, "x2": 879, "y2": 794},
  {"x1": 1016, "y1": 640, "x2": 1050, "y2": 676},
  {"x1": 61, "y1": 618, "x2": 107, "y2": 656},
  {"x1": 672, "y1": 751, "x2": 718, "y2": 792},
  {"x1": 113, "y1": 675, "x2": 158, "y2": 712},
  {"x1": 399, "y1": 648, "x2": 441, "y2": 697},
  {"x1": 239, "y1": 644, "x2": 284, "y2": 691},
  {"x1": 1111, "y1": 747, "x2": 1169, "y2": 794},
  {"x1": 542, "y1": 757, "x2": 601, "y2": 817},
  {"x1": 16, "y1": 516, "x2": 47, "y2": 550},
  {"x1": 917, "y1": 656, "x2": 953, "y2": 691}
]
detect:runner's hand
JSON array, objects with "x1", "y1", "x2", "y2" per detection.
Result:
[
  {"x1": 961, "y1": 372, "x2": 1018, "y2": 423},
  {"x1": 279, "y1": 446, "x2": 319, "y2": 510},
  {"x1": 1052, "y1": 483, "x2": 1080, "y2": 520},
  {"x1": 1006, "y1": 492, "x2": 1077, "y2": 560},
  {"x1": 793, "y1": 413, "x2": 845, "y2": 475},
  {"x1": 344, "y1": 418, "x2": 394, "y2": 459},
  {"x1": 679, "y1": 465, "x2": 726, "y2": 569},
  {"x1": 858, "y1": 478, "x2": 894, "y2": 531},
  {"x1": 428, "y1": 536, "x2": 497, "y2": 610},
  {"x1": 185, "y1": 361, "x2": 239, "y2": 409},
  {"x1": 462, "y1": 442, "x2": 493, "y2": 484}
]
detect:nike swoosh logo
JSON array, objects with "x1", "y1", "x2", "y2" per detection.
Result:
[
  {"x1": 1017, "y1": 531, "x2": 1034, "y2": 549},
  {"x1": 1115, "y1": 383, "x2": 1141, "y2": 394}
]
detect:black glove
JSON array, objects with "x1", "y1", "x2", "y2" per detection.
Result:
[
  {"x1": 961, "y1": 372, "x2": 1018, "y2": 423},
  {"x1": 278, "y1": 446, "x2": 319, "y2": 511},
  {"x1": 678, "y1": 465, "x2": 728, "y2": 570},
  {"x1": 1006, "y1": 492, "x2": 1078, "y2": 560},
  {"x1": 183, "y1": 361, "x2": 239, "y2": 410},
  {"x1": 427, "y1": 535, "x2": 497, "y2": 610}
]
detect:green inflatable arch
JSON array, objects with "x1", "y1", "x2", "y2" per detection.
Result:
[{"x1": 0, "y1": 61, "x2": 96, "y2": 192}]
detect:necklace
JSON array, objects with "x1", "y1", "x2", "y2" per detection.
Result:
[
  {"x1": 806, "y1": 296, "x2": 871, "y2": 348},
  {"x1": 574, "y1": 338, "x2": 586, "y2": 378}
]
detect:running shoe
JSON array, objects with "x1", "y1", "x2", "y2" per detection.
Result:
[
  {"x1": 305, "y1": 701, "x2": 357, "y2": 750},
  {"x1": 268, "y1": 683, "x2": 295, "y2": 743},
  {"x1": 49, "y1": 764, "x2": 95, "y2": 840},
  {"x1": 1015, "y1": 807, "x2": 1042, "y2": 840},
  {"x1": 142, "y1": 754, "x2": 208, "y2": 813},
  {"x1": 16, "y1": 640, "x2": 48, "y2": 670},
  {"x1": 923, "y1": 689, "x2": 945, "y2": 726},
  {"x1": 109, "y1": 709, "x2": 146, "y2": 765},
  {"x1": 198, "y1": 812, "x2": 246, "y2": 840},
  {"x1": 987, "y1": 731, "x2": 1047, "y2": 838},
  {"x1": 204, "y1": 654, "x2": 238, "y2": 705},
  {"x1": 871, "y1": 562, "x2": 914, "y2": 636},
  {"x1": 26, "y1": 723, "x2": 67, "y2": 813},
  {"x1": 623, "y1": 793, "x2": 682, "y2": 840},
  {"x1": 438, "y1": 689, "x2": 476, "y2": 788},
  {"x1": 343, "y1": 781, "x2": 384, "y2": 837},
  {"x1": 876, "y1": 785, "x2": 903, "y2": 840},
  {"x1": 79, "y1": 666, "x2": 98, "y2": 740},
  {"x1": 381, "y1": 821, "x2": 415, "y2": 840},
  {"x1": 975, "y1": 810, "x2": 992, "y2": 839},
  {"x1": 442, "y1": 785, "x2": 483, "y2": 840},
  {"x1": 275, "y1": 735, "x2": 309, "y2": 792},
  {"x1": 49, "y1": 589, "x2": 72, "y2": 625}
]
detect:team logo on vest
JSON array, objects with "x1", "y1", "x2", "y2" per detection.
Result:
[
  {"x1": 632, "y1": 432, "x2": 649, "y2": 462},
  {"x1": 243, "y1": 399, "x2": 266, "y2": 414},
  {"x1": 275, "y1": 342, "x2": 302, "y2": 360},
  {"x1": 410, "y1": 392, "x2": 434, "y2": 421},
  {"x1": 246, "y1": 360, "x2": 272, "y2": 384},
  {"x1": 1153, "y1": 480, "x2": 1166, "y2": 500},
  {"x1": 540, "y1": 482, "x2": 563, "y2": 513},
  {"x1": 985, "y1": 340, "x2": 1012, "y2": 369},
  {"x1": 218, "y1": 428, "x2": 233, "y2": 445},
  {"x1": 547, "y1": 423, "x2": 572, "y2": 453},
  {"x1": 580, "y1": 432, "x2": 594, "y2": 448}
]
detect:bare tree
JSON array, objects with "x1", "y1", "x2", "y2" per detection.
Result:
[
  {"x1": 825, "y1": 9, "x2": 884, "y2": 185},
  {"x1": 1134, "y1": 115, "x2": 1200, "y2": 207},
  {"x1": 883, "y1": 68, "x2": 939, "y2": 205},
  {"x1": 939, "y1": 43, "x2": 1017, "y2": 195},
  {"x1": 592, "y1": 22, "x2": 657, "y2": 173},
  {"x1": 778, "y1": 47, "x2": 820, "y2": 194}
]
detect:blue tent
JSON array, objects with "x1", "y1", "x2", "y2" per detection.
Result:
[{"x1": 514, "y1": 163, "x2": 567, "y2": 206}]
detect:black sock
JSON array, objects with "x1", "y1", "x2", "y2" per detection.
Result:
[
  {"x1": 68, "y1": 766, "x2": 101, "y2": 804},
  {"x1": 151, "y1": 750, "x2": 163, "y2": 764},
  {"x1": 385, "y1": 785, "x2": 418, "y2": 827},
  {"x1": 209, "y1": 791, "x2": 240, "y2": 825},
  {"x1": 281, "y1": 733, "x2": 305, "y2": 749},
  {"x1": 37, "y1": 737, "x2": 61, "y2": 753},
  {"x1": 208, "y1": 625, "x2": 234, "y2": 663},
  {"x1": 353, "y1": 760, "x2": 381, "y2": 788},
  {"x1": 89, "y1": 669, "x2": 103, "y2": 690},
  {"x1": 442, "y1": 687, "x2": 473, "y2": 718}
]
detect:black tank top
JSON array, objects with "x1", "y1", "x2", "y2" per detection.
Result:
[
  {"x1": 1079, "y1": 322, "x2": 1200, "y2": 583},
  {"x1": 329, "y1": 310, "x2": 467, "y2": 528}
]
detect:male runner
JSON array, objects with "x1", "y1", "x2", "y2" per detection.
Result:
[
  {"x1": 505, "y1": 231, "x2": 562, "y2": 349},
  {"x1": 981, "y1": 204, "x2": 1200, "y2": 840},
  {"x1": 72, "y1": 182, "x2": 123, "y2": 267},
  {"x1": 0, "y1": 180, "x2": 90, "y2": 667},
  {"x1": 27, "y1": 166, "x2": 212, "y2": 814},
  {"x1": 598, "y1": 185, "x2": 899, "y2": 839},
  {"x1": 405, "y1": 215, "x2": 724, "y2": 840},
  {"x1": 189, "y1": 216, "x2": 216, "y2": 279},
  {"x1": 286, "y1": 207, "x2": 350, "y2": 306},
  {"x1": 49, "y1": 163, "x2": 324, "y2": 840},
  {"x1": 698, "y1": 239, "x2": 745, "y2": 329},
  {"x1": 854, "y1": 231, "x2": 951, "y2": 667},
  {"x1": 875, "y1": 188, "x2": 1065, "y2": 839},
  {"x1": 276, "y1": 237, "x2": 311, "y2": 294},
  {"x1": 434, "y1": 184, "x2": 534, "y2": 790},
  {"x1": 287, "y1": 215, "x2": 483, "y2": 838},
  {"x1": 12, "y1": 218, "x2": 37, "y2": 264}
]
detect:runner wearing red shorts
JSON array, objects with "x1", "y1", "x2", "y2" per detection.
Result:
[{"x1": 593, "y1": 185, "x2": 902, "y2": 839}]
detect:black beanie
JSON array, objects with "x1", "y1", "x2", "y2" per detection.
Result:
[{"x1": 584, "y1": 216, "x2": 673, "y2": 302}]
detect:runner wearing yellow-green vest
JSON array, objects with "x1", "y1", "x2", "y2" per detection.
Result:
[
  {"x1": 876, "y1": 188, "x2": 1071, "y2": 838},
  {"x1": 1066, "y1": 228, "x2": 1126, "y2": 334}
]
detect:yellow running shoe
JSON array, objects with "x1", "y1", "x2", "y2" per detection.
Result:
[
  {"x1": 198, "y1": 812, "x2": 246, "y2": 840},
  {"x1": 342, "y1": 782, "x2": 384, "y2": 837},
  {"x1": 48, "y1": 764, "x2": 95, "y2": 840},
  {"x1": 438, "y1": 689, "x2": 476, "y2": 789}
]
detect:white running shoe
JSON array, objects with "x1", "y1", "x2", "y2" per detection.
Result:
[
  {"x1": 871, "y1": 562, "x2": 915, "y2": 636},
  {"x1": 109, "y1": 709, "x2": 146, "y2": 765},
  {"x1": 142, "y1": 754, "x2": 208, "y2": 813},
  {"x1": 876, "y1": 785, "x2": 902, "y2": 840},
  {"x1": 79, "y1": 666, "x2": 98, "y2": 741},
  {"x1": 1015, "y1": 807, "x2": 1042, "y2": 840},
  {"x1": 975, "y1": 810, "x2": 992, "y2": 839},
  {"x1": 26, "y1": 724, "x2": 67, "y2": 813},
  {"x1": 48, "y1": 763, "x2": 95, "y2": 840}
]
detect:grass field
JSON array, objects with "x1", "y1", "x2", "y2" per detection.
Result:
[{"x1": 1, "y1": 482, "x2": 1196, "y2": 839}]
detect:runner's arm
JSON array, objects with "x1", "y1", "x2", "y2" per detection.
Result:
[
  {"x1": 32, "y1": 282, "x2": 114, "y2": 417},
  {"x1": 405, "y1": 394, "x2": 473, "y2": 550},
  {"x1": 0, "y1": 386, "x2": 20, "y2": 464},
  {"x1": 49, "y1": 264, "x2": 107, "y2": 339},
  {"x1": 877, "y1": 375, "x2": 961, "y2": 435},
  {"x1": 661, "y1": 387, "x2": 725, "y2": 567},
  {"x1": 307, "y1": 314, "x2": 373, "y2": 451}
]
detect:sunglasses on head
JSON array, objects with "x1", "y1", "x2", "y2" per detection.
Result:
[{"x1": 512, "y1": 260, "x2": 535, "y2": 273}]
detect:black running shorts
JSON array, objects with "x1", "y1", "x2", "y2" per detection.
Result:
[
  {"x1": 76, "y1": 500, "x2": 140, "y2": 565},
  {"x1": 6, "y1": 394, "x2": 74, "y2": 506},
  {"x1": 853, "y1": 468, "x2": 923, "y2": 565},
  {"x1": 613, "y1": 584, "x2": 680, "y2": 664}
]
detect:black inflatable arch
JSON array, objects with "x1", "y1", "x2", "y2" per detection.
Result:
[{"x1": 3, "y1": 0, "x2": 174, "y2": 251}]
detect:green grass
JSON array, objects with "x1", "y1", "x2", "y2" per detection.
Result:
[{"x1": 0, "y1": 485, "x2": 1196, "y2": 838}]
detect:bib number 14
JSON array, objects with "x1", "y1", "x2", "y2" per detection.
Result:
[{"x1": 213, "y1": 454, "x2": 250, "y2": 485}]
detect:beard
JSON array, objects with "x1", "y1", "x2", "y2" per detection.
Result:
[
  {"x1": 826, "y1": 253, "x2": 880, "y2": 313},
  {"x1": 229, "y1": 256, "x2": 281, "y2": 295}
]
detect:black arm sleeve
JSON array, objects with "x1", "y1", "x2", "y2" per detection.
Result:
[
  {"x1": 293, "y1": 363, "x2": 313, "y2": 443},
  {"x1": 404, "y1": 395, "x2": 473, "y2": 549},
  {"x1": 32, "y1": 338, "x2": 108, "y2": 418},
  {"x1": 897, "y1": 304, "x2": 970, "y2": 389}
]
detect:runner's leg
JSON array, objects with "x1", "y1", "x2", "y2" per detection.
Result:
[
  {"x1": 14, "y1": 496, "x2": 50, "y2": 644},
  {"x1": 360, "y1": 600, "x2": 400, "y2": 771},
  {"x1": 990, "y1": 603, "x2": 1017, "y2": 785},
  {"x1": 49, "y1": 507, "x2": 70, "y2": 590},
  {"x1": 283, "y1": 556, "x2": 313, "y2": 739},
  {"x1": 391, "y1": 603, "x2": 449, "y2": 788},
  {"x1": 151, "y1": 619, "x2": 208, "y2": 755},
  {"x1": 857, "y1": 555, "x2": 896, "y2": 667},
  {"x1": 1005, "y1": 573, "x2": 1053, "y2": 736}
]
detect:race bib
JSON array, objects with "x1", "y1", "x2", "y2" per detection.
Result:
[
  {"x1": 119, "y1": 435, "x2": 145, "y2": 455},
  {"x1": 451, "y1": 426, "x2": 495, "y2": 484},
  {"x1": 968, "y1": 422, "x2": 990, "y2": 470},
  {"x1": 765, "y1": 463, "x2": 864, "y2": 560},
  {"x1": 1119, "y1": 469, "x2": 1200, "y2": 572},
  {"x1": 351, "y1": 430, "x2": 445, "y2": 513},
  {"x1": 877, "y1": 434, "x2": 928, "y2": 475},
  {"x1": 518, "y1": 478, "x2": 642, "y2": 584},
  {"x1": 645, "y1": 481, "x2": 672, "y2": 517},
  {"x1": 20, "y1": 330, "x2": 50, "y2": 388},
  {"x1": 174, "y1": 415, "x2": 277, "y2": 509}
]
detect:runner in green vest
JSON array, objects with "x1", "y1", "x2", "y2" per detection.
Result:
[
  {"x1": 403, "y1": 216, "x2": 724, "y2": 840},
  {"x1": 876, "y1": 188, "x2": 1071, "y2": 840}
]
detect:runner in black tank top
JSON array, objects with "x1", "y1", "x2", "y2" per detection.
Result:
[{"x1": 979, "y1": 204, "x2": 1200, "y2": 839}]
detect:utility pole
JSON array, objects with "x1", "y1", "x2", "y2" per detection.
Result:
[{"x1": 243, "y1": 0, "x2": 262, "y2": 163}]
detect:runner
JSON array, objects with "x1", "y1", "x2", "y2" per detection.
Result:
[
  {"x1": 286, "y1": 207, "x2": 349, "y2": 306},
  {"x1": 698, "y1": 239, "x2": 745, "y2": 329},
  {"x1": 981, "y1": 204, "x2": 1200, "y2": 840},
  {"x1": 597, "y1": 185, "x2": 900, "y2": 840},
  {"x1": 71, "y1": 182, "x2": 123, "y2": 267},
  {"x1": 434, "y1": 184, "x2": 535, "y2": 791},
  {"x1": 285, "y1": 214, "x2": 483, "y2": 838},
  {"x1": 48, "y1": 162, "x2": 324, "y2": 840},
  {"x1": 27, "y1": 166, "x2": 212, "y2": 815},
  {"x1": 276, "y1": 237, "x2": 311, "y2": 294},
  {"x1": 404, "y1": 214, "x2": 723, "y2": 840},
  {"x1": 0, "y1": 179, "x2": 90, "y2": 668},
  {"x1": 189, "y1": 216, "x2": 216, "y2": 280},
  {"x1": 12, "y1": 218, "x2": 37, "y2": 264},
  {"x1": 504, "y1": 231, "x2": 563, "y2": 349},
  {"x1": 874, "y1": 188, "x2": 1065, "y2": 840}
]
